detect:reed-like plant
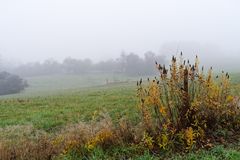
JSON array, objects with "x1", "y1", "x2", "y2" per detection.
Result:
[{"x1": 137, "y1": 53, "x2": 240, "y2": 151}]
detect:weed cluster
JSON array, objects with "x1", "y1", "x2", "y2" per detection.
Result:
[{"x1": 137, "y1": 53, "x2": 240, "y2": 152}]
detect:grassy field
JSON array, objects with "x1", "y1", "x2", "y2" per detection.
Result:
[
  {"x1": 0, "y1": 73, "x2": 139, "y2": 98},
  {"x1": 0, "y1": 74, "x2": 140, "y2": 136},
  {"x1": 0, "y1": 73, "x2": 239, "y2": 159},
  {"x1": 0, "y1": 83, "x2": 138, "y2": 132}
]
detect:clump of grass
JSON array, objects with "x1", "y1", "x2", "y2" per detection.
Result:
[
  {"x1": 0, "y1": 136, "x2": 58, "y2": 160},
  {"x1": 137, "y1": 53, "x2": 240, "y2": 152},
  {"x1": 0, "y1": 112, "x2": 120, "y2": 160}
]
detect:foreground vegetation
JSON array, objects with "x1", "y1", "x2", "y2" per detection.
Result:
[
  {"x1": 0, "y1": 56, "x2": 239, "y2": 159},
  {"x1": 136, "y1": 55, "x2": 240, "y2": 152}
]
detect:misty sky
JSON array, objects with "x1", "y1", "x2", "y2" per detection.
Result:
[{"x1": 0, "y1": 0, "x2": 240, "y2": 63}]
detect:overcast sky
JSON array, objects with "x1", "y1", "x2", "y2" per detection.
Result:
[{"x1": 0, "y1": 0, "x2": 240, "y2": 64}]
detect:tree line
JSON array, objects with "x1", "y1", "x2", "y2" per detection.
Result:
[{"x1": 10, "y1": 52, "x2": 166, "y2": 77}]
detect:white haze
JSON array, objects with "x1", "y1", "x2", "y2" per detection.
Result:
[{"x1": 0, "y1": 0, "x2": 239, "y2": 69}]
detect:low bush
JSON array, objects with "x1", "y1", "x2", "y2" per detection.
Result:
[{"x1": 0, "y1": 71, "x2": 28, "y2": 95}]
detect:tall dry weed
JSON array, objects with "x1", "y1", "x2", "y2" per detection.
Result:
[{"x1": 137, "y1": 54, "x2": 240, "y2": 151}]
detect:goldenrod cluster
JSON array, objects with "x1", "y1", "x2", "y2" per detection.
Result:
[
  {"x1": 137, "y1": 53, "x2": 240, "y2": 151},
  {"x1": 85, "y1": 129, "x2": 113, "y2": 151}
]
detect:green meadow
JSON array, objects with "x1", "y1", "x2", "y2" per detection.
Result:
[{"x1": 0, "y1": 73, "x2": 239, "y2": 159}]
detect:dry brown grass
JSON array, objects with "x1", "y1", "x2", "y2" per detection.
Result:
[{"x1": 0, "y1": 113, "x2": 123, "y2": 160}]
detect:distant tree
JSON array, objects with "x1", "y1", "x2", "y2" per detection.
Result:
[
  {"x1": 143, "y1": 51, "x2": 166, "y2": 75},
  {"x1": 123, "y1": 53, "x2": 144, "y2": 76},
  {"x1": 94, "y1": 59, "x2": 121, "y2": 73},
  {"x1": 118, "y1": 52, "x2": 166, "y2": 76},
  {"x1": 42, "y1": 59, "x2": 62, "y2": 75},
  {"x1": 63, "y1": 57, "x2": 93, "y2": 74},
  {"x1": 0, "y1": 72, "x2": 28, "y2": 95}
]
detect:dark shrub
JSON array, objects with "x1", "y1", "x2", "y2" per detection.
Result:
[{"x1": 0, "y1": 71, "x2": 28, "y2": 95}]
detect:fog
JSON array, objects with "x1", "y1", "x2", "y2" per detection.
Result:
[{"x1": 0, "y1": 0, "x2": 240, "y2": 70}]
